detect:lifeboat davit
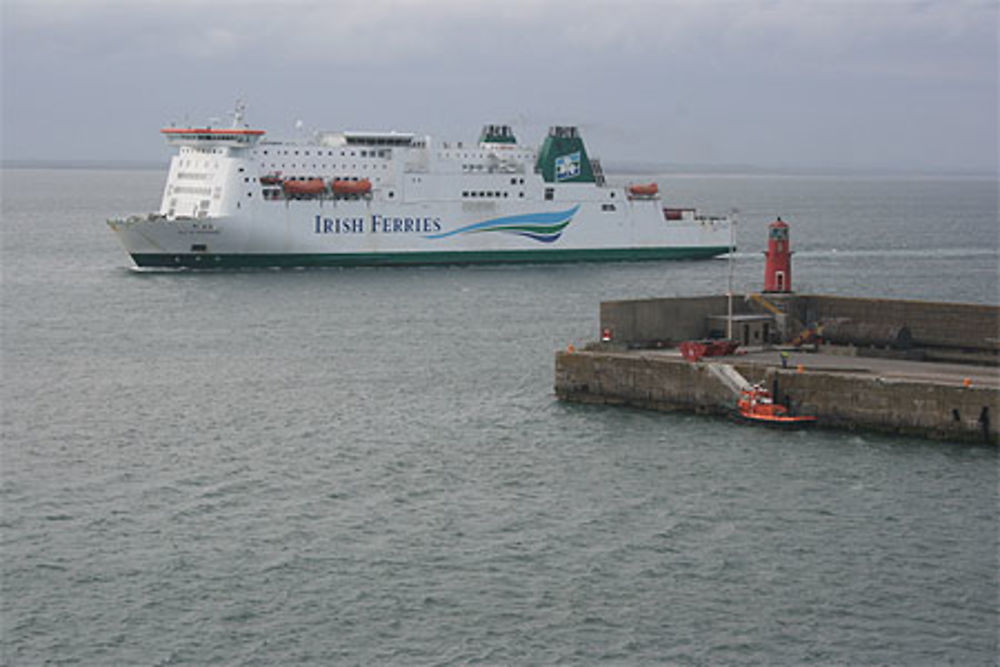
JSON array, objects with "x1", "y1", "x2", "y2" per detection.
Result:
[
  {"x1": 736, "y1": 384, "x2": 817, "y2": 428},
  {"x1": 331, "y1": 178, "x2": 372, "y2": 195},
  {"x1": 628, "y1": 182, "x2": 659, "y2": 197},
  {"x1": 282, "y1": 178, "x2": 327, "y2": 196}
]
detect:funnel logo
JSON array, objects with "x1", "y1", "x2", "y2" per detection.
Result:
[{"x1": 555, "y1": 151, "x2": 581, "y2": 181}]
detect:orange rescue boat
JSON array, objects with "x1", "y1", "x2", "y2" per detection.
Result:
[
  {"x1": 628, "y1": 183, "x2": 659, "y2": 197},
  {"x1": 282, "y1": 178, "x2": 327, "y2": 196},
  {"x1": 736, "y1": 384, "x2": 816, "y2": 428},
  {"x1": 331, "y1": 178, "x2": 372, "y2": 195}
]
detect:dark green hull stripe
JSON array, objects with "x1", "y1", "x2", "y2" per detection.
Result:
[{"x1": 131, "y1": 246, "x2": 730, "y2": 269}]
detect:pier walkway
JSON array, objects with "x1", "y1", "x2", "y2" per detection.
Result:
[{"x1": 639, "y1": 348, "x2": 1000, "y2": 390}]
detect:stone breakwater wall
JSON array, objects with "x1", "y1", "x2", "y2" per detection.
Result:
[
  {"x1": 555, "y1": 351, "x2": 999, "y2": 444},
  {"x1": 600, "y1": 294, "x2": 999, "y2": 354},
  {"x1": 790, "y1": 295, "x2": 999, "y2": 352}
]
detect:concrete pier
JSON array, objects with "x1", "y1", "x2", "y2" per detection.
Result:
[{"x1": 556, "y1": 294, "x2": 1000, "y2": 444}]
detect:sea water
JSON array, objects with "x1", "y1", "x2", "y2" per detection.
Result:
[{"x1": 1, "y1": 168, "x2": 997, "y2": 664}]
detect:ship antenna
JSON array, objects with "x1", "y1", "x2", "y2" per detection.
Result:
[
  {"x1": 726, "y1": 208, "x2": 739, "y2": 340},
  {"x1": 232, "y1": 98, "x2": 247, "y2": 128}
]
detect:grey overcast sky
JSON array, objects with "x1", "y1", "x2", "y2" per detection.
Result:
[{"x1": 1, "y1": 0, "x2": 996, "y2": 172}]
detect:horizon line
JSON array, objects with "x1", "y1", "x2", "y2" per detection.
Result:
[{"x1": 1, "y1": 157, "x2": 996, "y2": 179}]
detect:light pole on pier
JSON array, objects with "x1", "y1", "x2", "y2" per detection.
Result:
[{"x1": 727, "y1": 210, "x2": 738, "y2": 340}]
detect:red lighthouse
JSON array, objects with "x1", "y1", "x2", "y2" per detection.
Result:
[{"x1": 764, "y1": 217, "x2": 792, "y2": 292}]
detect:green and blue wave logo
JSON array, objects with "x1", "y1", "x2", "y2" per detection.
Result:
[{"x1": 424, "y1": 206, "x2": 579, "y2": 243}]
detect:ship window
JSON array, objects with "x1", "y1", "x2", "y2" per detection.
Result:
[
  {"x1": 519, "y1": 192, "x2": 524, "y2": 198},
  {"x1": 545, "y1": 188, "x2": 554, "y2": 201},
  {"x1": 191, "y1": 244, "x2": 207, "y2": 252},
  {"x1": 462, "y1": 191, "x2": 468, "y2": 197},
  {"x1": 511, "y1": 178, "x2": 517, "y2": 185},
  {"x1": 388, "y1": 192, "x2": 394, "y2": 198}
]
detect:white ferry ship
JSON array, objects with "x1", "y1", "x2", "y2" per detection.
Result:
[{"x1": 108, "y1": 105, "x2": 732, "y2": 268}]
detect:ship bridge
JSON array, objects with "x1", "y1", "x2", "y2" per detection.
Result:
[{"x1": 161, "y1": 127, "x2": 265, "y2": 148}]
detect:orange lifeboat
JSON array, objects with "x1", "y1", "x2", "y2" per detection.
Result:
[
  {"x1": 628, "y1": 182, "x2": 659, "y2": 197},
  {"x1": 736, "y1": 384, "x2": 817, "y2": 428},
  {"x1": 331, "y1": 178, "x2": 372, "y2": 195},
  {"x1": 282, "y1": 178, "x2": 327, "y2": 196},
  {"x1": 259, "y1": 173, "x2": 283, "y2": 185}
]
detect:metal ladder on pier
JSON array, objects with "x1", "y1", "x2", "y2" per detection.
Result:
[{"x1": 707, "y1": 363, "x2": 750, "y2": 398}]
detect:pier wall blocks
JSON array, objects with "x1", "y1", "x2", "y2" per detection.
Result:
[
  {"x1": 600, "y1": 294, "x2": 999, "y2": 353},
  {"x1": 732, "y1": 362, "x2": 999, "y2": 444},
  {"x1": 600, "y1": 296, "x2": 743, "y2": 344},
  {"x1": 555, "y1": 351, "x2": 999, "y2": 444},
  {"x1": 797, "y1": 295, "x2": 1000, "y2": 351},
  {"x1": 555, "y1": 350, "x2": 735, "y2": 414}
]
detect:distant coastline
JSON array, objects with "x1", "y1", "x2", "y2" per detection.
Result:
[
  {"x1": 603, "y1": 161, "x2": 999, "y2": 180},
  {"x1": 1, "y1": 159, "x2": 164, "y2": 170},
  {"x1": 1, "y1": 158, "x2": 994, "y2": 180}
]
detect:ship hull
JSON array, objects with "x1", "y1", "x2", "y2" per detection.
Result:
[
  {"x1": 128, "y1": 245, "x2": 729, "y2": 269},
  {"x1": 110, "y1": 199, "x2": 731, "y2": 269}
]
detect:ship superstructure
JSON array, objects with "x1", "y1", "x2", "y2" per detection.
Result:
[{"x1": 108, "y1": 105, "x2": 731, "y2": 268}]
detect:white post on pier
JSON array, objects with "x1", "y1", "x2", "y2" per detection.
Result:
[{"x1": 726, "y1": 211, "x2": 738, "y2": 340}]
